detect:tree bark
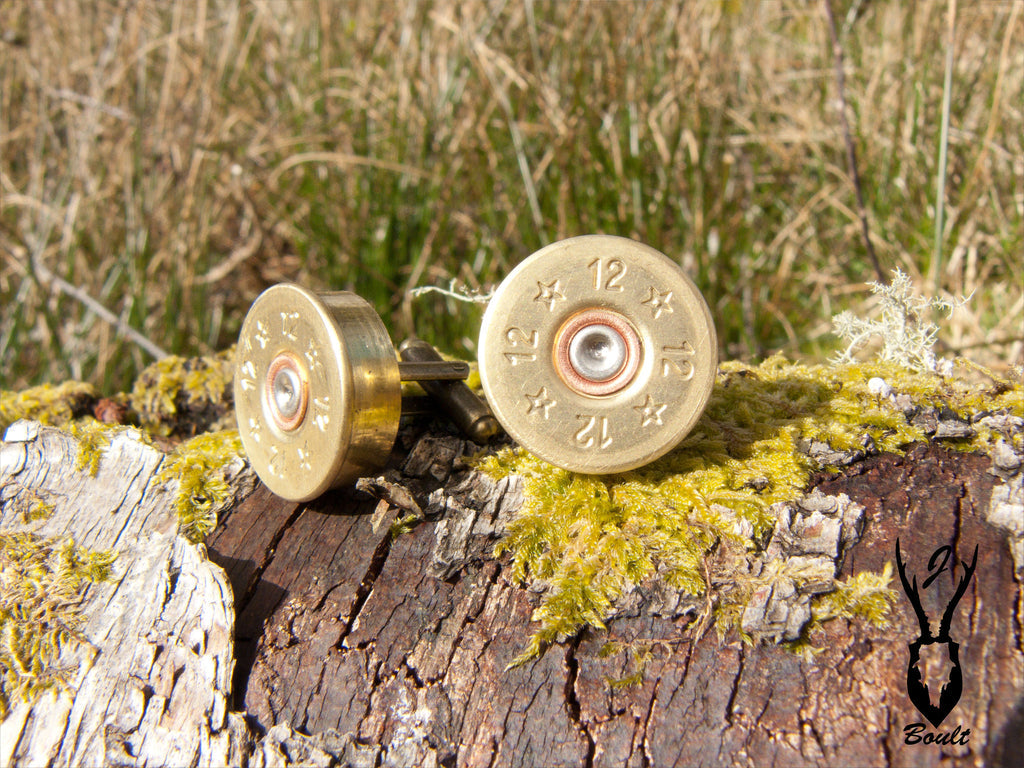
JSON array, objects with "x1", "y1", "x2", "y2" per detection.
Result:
[
  {"x1": 0, "y1": 422, "x2": 250, "y2": 767},
  {"x1": 1, "y1": 419, "x2": 1022, "y2": 767}
]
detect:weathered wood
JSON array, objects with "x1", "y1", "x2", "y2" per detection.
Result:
[
  {"x1": 0, "y1": 422, "x2": 251, "y2": 767},
  {"x1": 203, "y1": 426, "x2": 1023, "y2": 768},
  {"x1": 2, "y1": 415, "x2": 1022, "y2": 767}
]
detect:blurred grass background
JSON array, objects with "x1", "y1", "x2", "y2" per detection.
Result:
[{"x1": 1, "y1": 0, "x2": 1021, "y2": 394}]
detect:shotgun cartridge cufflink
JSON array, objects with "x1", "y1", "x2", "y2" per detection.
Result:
[
  {"x1": 234, "y1": 236, "x2": 716, "y2": 498},
  {"x1": 478, "y1": 235, "x2": 717, "y2": 474},
  {"x1": 234, "y1": 283, "x2": 498, "y2": 502}
]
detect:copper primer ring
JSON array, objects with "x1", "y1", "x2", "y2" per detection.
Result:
[
  {"x1": 553, "y1": 309, "x2": 641, "y2": 396},
  {"x1": 265, "y1": 352, "x2": 309, "y2": 431}
]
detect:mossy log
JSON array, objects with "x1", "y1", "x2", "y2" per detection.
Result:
[
  {"x1": 0, "y1": 422, "x2": 249, "y2": 766},
  {"x1": 1, "y1": 413, "x2": 1022, "y2": 767}
]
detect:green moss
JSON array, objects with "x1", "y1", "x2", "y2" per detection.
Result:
[
  {"x1": 809, "y1": 562, "x2": 898, "y2": 628},
  {"x1": 600, "y1": 639, "x2": 656, "y2": 690},
  {"x1": 0, "y1": 348, "x2": 235, "y2": 444},
  {"x1": 66, "y1": 419, "x2": 148, "y2": 477},
  {"x1": 5, "y1": 488, "x2": 58, "y2": 523},
  {"x1": 465, "y1": 361, "x2": 483, "y2": 393},
  {"x1": 68, "y1": 420, "x2": 107, "y2": 476},
  {"x1": 478, "y1": 357, "x2": 1021, "y2": 662},
  {"x1": 0, "y1": 381, "x2": 97, "y2": 433},
  {"x1": 388, "y1": 513, "x2": 422, "y2": 538},
  {"x1": 67, "y1": 419, "x2": 113, "y2": 476},
  {"x1": 129, "y1": 348, "x2": 235, "y2": 436},
  {"x1": 159, "y1": 430, "x2": 245, "y2": 543},
  {"x1": 0, "y1": 532, "x2": 115, "y2": 719}
]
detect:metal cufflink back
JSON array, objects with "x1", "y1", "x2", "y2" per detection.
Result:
[
  {"x1": 478, "y1": 235, "x2": 717, "y2": 474},
  {"x1": 234, "y1": 284, "x2": 498, "y2": 502}
]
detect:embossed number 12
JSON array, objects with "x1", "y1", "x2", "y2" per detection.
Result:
[
  {"x1": 588, "y1": 258, "x2": 626, "y2": 291},
  {"x1": 575, "y1": 415, "x2": 612, "y2": 449}
]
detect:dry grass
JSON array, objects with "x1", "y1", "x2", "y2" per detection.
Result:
[{"x1": 1, "y1": 0, "x2": 1021, "y2": 393}]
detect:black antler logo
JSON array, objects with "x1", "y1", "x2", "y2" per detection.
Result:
[{"x1": 895, "y1": 539, "x2": 978, "y2": 727}]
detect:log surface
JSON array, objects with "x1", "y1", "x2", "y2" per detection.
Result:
[
  {"x1": 0, "y1": 423, "x2": 250, "y2": 767},
  {"x1": 206, "y1": 430, "x2": 1023, "y2": 768},
  {"x1": 1, "y1": 418, "x2": 1022, "y2": 768}
]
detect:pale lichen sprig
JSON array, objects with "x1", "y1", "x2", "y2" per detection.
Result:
[{"x1": 831, "y1": 268, "x2": 969, "y2": 373}]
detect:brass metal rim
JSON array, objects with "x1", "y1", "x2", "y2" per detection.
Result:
[
  {"x1": 234, "y1": 284, "x2": 401, "y2": 501},
  {"x1": 478, "y1": 235, "x2": 717, "y2": 474}
]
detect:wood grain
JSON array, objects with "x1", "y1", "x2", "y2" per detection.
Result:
[{"x1": 2, "y1": 419, "x2": 1022, "y2": 767}]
